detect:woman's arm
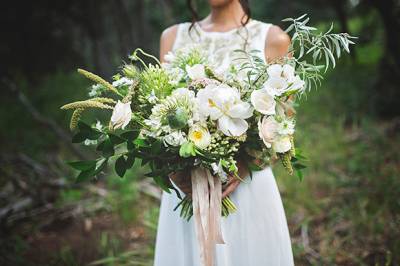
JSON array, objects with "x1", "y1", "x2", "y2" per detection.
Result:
[
  {"x1": 159, "y1": 25, "x2": 178, "y2": 63},
  {"x1": 265, "y1": 25, "x2": 291, "y2": 62}
]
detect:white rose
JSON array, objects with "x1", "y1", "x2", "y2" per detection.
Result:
[
  {"x1": 110, "y1": 101, "x2": 132, "y2": 130},
  {"x1": 186, "y1": 64, "x2": 206, "y2": 80},
  {"x1": 251, "y1": 89, "x2": 276, "y2": 115},
  {"x1": 188, "y1": 124, "x2": 211, "y2": 149},
  {"x1": 258, "y1": 116, "x2": 279, "y2": 148},
  {"x1": 272, "y1": 135, "x2": 292, "y2": 153}
]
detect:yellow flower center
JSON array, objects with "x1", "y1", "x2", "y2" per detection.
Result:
[
  {"x1": 208, "y1": 98, "x2": 216, "y2": 107},
  {"x1": 193, "y1": 131, "x2": 203, "y2": 140}
]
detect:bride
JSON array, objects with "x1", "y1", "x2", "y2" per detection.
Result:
[{"x1": 155, "y1": 0, "x2": 294, "y2": 265}]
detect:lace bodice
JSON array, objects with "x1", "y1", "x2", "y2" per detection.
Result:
[{"x1": 172, "y1": 20, "x2": 272, "y2": 75}]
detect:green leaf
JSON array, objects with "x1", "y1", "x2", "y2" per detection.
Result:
[
  {"x1": 77, "y1": 121, "x2": 101, "y2": 140},
  {"x1": 115, "y1": 156, "x2": 127, "y2": 177},
  {"x1": 293, "y1": 163, "x2": 307, "y2": 170},
  {"x1": 76, "y1": 167, "x2": 96, "y2": 183},
  {"x1": 153, "y1": 176, "x2": 171, "y2": 193},
  {"x1": 151, "y1": 140, "x2": 162, "y2": 154},
  {"x1": 121, "y1": 130, "x2": 139, "y2": 141},
  {"x1": 72, "y1": 132, "x2": 87, "y2": 143},
  {"x1": 108, "y1": 134, "x2": 125, "y2": 145},
  {"x1": 125, "y1": 153, "x2": 135, "y2": 169},
  {"x1": 67, "y1": 160, "x2": 96, "y2": 171},
  {"x1": 75, "y1": 158, "x2": 108, "y2": 183},
  {"x1": 97, "y1": 139, "x2": 114, "y2": 157},
  {"x1": 296, "y1": 169, "x2": 304, "y2": 182}
]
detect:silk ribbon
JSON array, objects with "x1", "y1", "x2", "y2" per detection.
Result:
[{"x1": 191, "y1": 167, "x2": 225, "y2": 266}]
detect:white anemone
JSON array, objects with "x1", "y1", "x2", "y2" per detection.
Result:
[
  {"x1": 197, "y1": 84, "x2": 253, "y2": 136},
  {"x1": 251, "y1": 89, "x2": 276, "y2": 115}
]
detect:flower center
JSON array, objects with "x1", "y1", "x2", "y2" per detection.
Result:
[{"x1": 193, "y1": 131, "x2": 203, "y2": 140}]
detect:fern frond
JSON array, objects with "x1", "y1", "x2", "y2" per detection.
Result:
[
  {"x1": 61, "y1": 100, "x2": 113, "y2": 110},
  {"x1": 70, "y1": 108, "x2": 84, "y2": 130},
  {"x1": 77, "y1": 68, "x2": 122, "y2": 96}
]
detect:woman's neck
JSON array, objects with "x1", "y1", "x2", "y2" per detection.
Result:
[{"x1": 201, "y1": 1, "x2": 247, "y2": 32}]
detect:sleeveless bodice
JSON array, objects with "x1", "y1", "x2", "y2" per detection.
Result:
[{"x1": 172, "y1": 20, "x2": 272, "y2": 76}]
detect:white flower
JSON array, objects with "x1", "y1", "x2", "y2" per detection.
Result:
[
  {"x1": 186, "y1": 64, "x2": 206, "y2": 80},
  {"x1": 288, "y1": 75, "x2": 305, "y2": 92},
  {"x1": 258, "y1": 116, "x2": 280, "y2": 148},
  {"x1": 197, "y1": 84, "x2": 253, "y2": 136},
  {"x1": 148, "y1": 89, "x2": 159, "y2": 104},
  {"x1": 163, "y1": 131, "x2": 187, "y2": 147},
  {"x1": 112, "y1": 77, "x2": 133, "y2": 88},
  {"x1": 172, "y1": 87, "x2": 195, "y2": 99},
  {"x1": 277, "y1": 118, "x2": 295, "y2": 135},
  {"x1": 164, "y1": 51, "x2": 175, "y2": 63},
  {"x1": 251, "y1": 89, "x2": 276, "y2": 115},
  {"x1": 264, "y1": 76, "x2": 289, "y2": 97},
  {"x1": 267, "y1": 64, "x2": 295, "y2": 80},
  {"x1": 188, "y1": 124, "x2": 211, "y2": 149},
  {"x1": 272, "y1": 135, "x2": 292, "y2": 153},
  {"x1": 110, "y1": 101, "x2": 132, "y2": 130},
  {"x1": 282, "y1": 64, "x2": 295, "y2": 80},
  {"x1": 88, "y1": 84, "x2": 102, "y2": 97},
  {"x1": 267, "y1": 64, "x2": 284, "y2": 77}
]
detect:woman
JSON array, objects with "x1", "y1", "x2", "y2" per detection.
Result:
[{"x1": 155, "y1": 0, "x2": 294, "y2": 265}]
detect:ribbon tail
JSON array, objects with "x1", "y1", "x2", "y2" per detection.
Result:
[{"x1": 191, "y1": 167, "x2": 225, "y2": 266}]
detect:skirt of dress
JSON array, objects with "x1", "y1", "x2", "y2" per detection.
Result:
[{"x1": 153, "y1": 167, "x2": 294, "y2": 266}]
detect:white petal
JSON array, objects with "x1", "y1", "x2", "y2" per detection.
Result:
[
  {"x1": 283, "y1": 64, "x2": 295, "y2": 79},
  {"x1": 218, "y1": 116, "x2": 248, "y2": 136},
  {"x1": 267, "y1": 64, "x2": 283, "y2": 77},
  {"x1": 251, "y1": 89, "x2": 276, "y2": 115},
  {"x1": 228, "y1": 102, "x2": 253, "y2": 119},
  {"x1": 272, "y1": 135, "x2": 292, "y2": 153}
]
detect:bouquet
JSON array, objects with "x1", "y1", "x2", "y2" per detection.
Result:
[{"x1": 61, "y1": 15, "x2": 355, "y2": 264}]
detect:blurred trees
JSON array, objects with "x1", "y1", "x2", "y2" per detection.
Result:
[{"x1": 1, "y1": 0, "x2": 399, "y2": 116}]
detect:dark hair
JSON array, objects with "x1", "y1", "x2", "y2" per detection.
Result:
[{"x1": 187, "y1": 0, "x2": 251, "y2": 31}]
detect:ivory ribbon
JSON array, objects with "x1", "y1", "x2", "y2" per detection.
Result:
[{"x1": 191, "y1": 167, "x2": 225, "y2": 266}]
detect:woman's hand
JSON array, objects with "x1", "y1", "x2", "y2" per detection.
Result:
[
  {"x1": 169, "y1": 170, "x2": 192, "y2": 196},
  {"x1": 169, "y1": 161, "x2": 249, "y2": 199},
  {"x1": 222, "y1": 161, "x2": 249, "y2": 199}
]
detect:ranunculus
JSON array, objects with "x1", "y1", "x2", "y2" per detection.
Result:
[
  {"x1": 188, "y1": 124, "x2": 211, "y2": 149},
  {"x1": 272, "y1": 135, "x2": 292, "y2": 153},
  {"x1": 251, "y1": 89, "x2": 276, "y2": 115},
  {"x1": 197, "y1": 84, "x2": 253, "y2": 136},
  {"x1": 110, "y1": 101, "x2": 132, "y2": 130},
  {"x1": 258, "y1": 116, "x2": 279, "y2": 148},
  {"x1": 186, "y1": 64, "x2": 206, "y2": 80}
]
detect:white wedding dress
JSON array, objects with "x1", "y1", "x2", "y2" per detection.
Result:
[{"x1": 154, "y1": 20, "x2": 294, "y2": 266}]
